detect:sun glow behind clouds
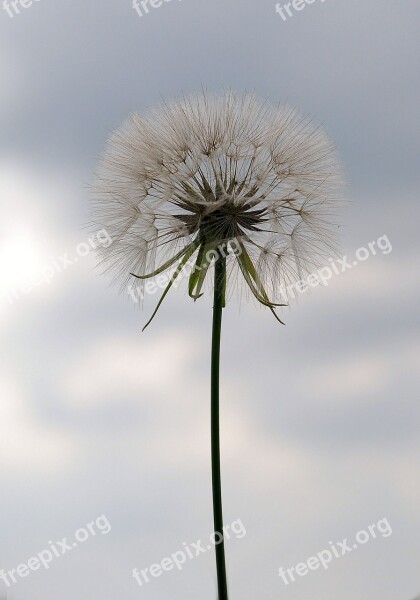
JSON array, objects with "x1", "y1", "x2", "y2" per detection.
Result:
[
  {"x1": 0, "y1": 163, "x2": 68, "y2": 314},
  {"x1": 0, "y1": 230, "x2": 47, "y2": 304}
]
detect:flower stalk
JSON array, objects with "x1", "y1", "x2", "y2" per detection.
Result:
[{"x1": 211, "y1": 250, "x2": 228, "y2": 600}]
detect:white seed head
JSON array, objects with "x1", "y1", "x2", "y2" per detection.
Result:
[{"x1": 91, "y1": 91, "x2": 342, "y2": 308}]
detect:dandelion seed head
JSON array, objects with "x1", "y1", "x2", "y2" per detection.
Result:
[{"x1": 91, "y1": 91, "x2": 342, "y2": 306}]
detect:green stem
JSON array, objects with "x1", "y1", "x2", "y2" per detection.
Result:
[{"x1": 211, "y1": 252, "x2": 228, "y2": 600}]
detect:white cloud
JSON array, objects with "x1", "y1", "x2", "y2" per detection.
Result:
[
  {"x1": 58, "y1": 330, "x2": 202, "y2": 408},
  {"x1": 299, "y1": 342, "x2": 419, "y2": 402},
  {"x1": 0, "y1": 377, "x2": 77, "y2": 472}
]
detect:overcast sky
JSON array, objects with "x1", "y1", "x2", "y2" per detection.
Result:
[{"x1": 1, "y1": 1, "x2": 420, "y2": 599}]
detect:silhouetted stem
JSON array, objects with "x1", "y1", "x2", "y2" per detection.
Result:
[{"x1": 211, "y1": 253, "x2": 228, "y2": 600}]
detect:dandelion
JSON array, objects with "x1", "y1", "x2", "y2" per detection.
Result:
[{"x1": 91, "y1": 91, "x2": 342, "y2": 599}]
